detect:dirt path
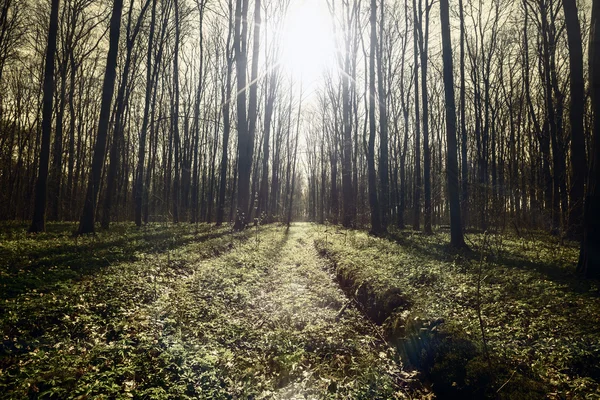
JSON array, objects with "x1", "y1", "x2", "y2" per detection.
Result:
[{"x1": 145, "y1": 223, "x2": 419, "y2": 398}]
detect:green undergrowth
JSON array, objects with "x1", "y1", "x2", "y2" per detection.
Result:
[
  {"x1": 0, "y1": 222, "x2": 229, "y2": 300},
  {"x1": 313, "y1": 224, "x2": 600, "y2": 399},
  {"x1": 0, "y1": 222, "x2": 426, "y2": 398},
  {"x1": 0, "y1": 222, "x2": 247, "y2": 398}
]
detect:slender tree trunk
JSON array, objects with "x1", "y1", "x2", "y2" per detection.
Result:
[
  {"x1": 563, "y1": 0, "x2": 587, "y2": 238},
  {"x1": 578, "y1": 0, "x2": 600, "y2": 278},
  {"x1": 287, "y1": 84, "x2": 302, "y2": 227},
  {"x1": 412, "y1": 0, "x2": 421, "y2": 231},
  {"x1": 135, "y1": 0, "x2": 157, "y2": 227},
  {"x1": 440, "y1": 0, "x2": 466, "y2": 248},
  {"x1": 418, "y1": 0, "x2": 432, "y2": 234},
  {"x1": 377, "y1": 0, "x2": 388, "y2": 232},
  {"x1": 368, "y1": 0, "x2": 382, "y2": 234},
  {"x1": 29, "y1": 0, "x2": 60, "y2": 233},
  {"x1": 233, "y1": 0, "x2": 250, "y2": 229},
  {"x1": 30, "y1": 0, "x2": 60, "y2": 231},
  {"x1": 172, "y1": 0, "x2": 181, "y2": 223},
  {"x1": 78, "y1": 0, "x2": 123, "y2": 234},
  {"x1": 217, "y1": 1, "x2": 234, "y2": 226},
  {"x1": 257, "y1": 72, "x2": 276, "y2": 220},
  {"x1": 459, "y1": 0, "x2": 468, "y2": 228}
]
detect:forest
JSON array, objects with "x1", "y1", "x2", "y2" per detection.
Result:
[{"x1": 1, "y1": 0, "x2": 600, "y2": 397}]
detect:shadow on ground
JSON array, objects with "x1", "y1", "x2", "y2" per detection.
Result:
[{"x1": 0, "y1": 223, "x2": 236, "y2": 300}]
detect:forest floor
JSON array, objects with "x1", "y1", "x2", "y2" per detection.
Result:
[{"x1": 0, "y1": 221, "x2": 598, "y2": 399}]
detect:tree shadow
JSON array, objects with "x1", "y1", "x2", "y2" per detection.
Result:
[
  {"x1": 383, "y1": 230, "x2": 597, "y2": 296},
  {"x1": 0, "y1": 223, "x2": 237, "y2": 301}
]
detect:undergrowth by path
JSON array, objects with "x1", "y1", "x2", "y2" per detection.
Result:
[
  {"x1": 313, "y1": 224, "x2": 600, "y2": 399},
  {"x1": 0, "y1": 222, "x2": 228, "y2": 300},
  {"x1": 0, "y1": 222, "x2": 426, "y2": 399},
  {"x1": 0, "y1": 222, "x2": 246, "y2": 398}
]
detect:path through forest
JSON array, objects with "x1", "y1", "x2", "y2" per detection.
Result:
[
  {"x1": 152, "y1": 223, "x2": 421, "y2": 398},
  {"x1": 0, "y1": 223, "x2": 424, "y2": 398}
]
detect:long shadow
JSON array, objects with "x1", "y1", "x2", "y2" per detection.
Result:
[
  {"x1": 0, "y1": 224, "x2": 238, "y2": 301},
  {"x1": 383, "y1": 230, "x2": 597, "y2": 295}
]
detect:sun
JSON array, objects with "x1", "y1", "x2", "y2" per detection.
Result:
[{"x1": 280, "y1": 0, "x2": 337, "y2": 86}]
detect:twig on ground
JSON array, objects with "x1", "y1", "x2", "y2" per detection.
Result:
[{"x1": 496, "y1": 369, "x2": 517, "y2": 394}]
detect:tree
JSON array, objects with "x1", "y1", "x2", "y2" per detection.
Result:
[
  {"x1": 578, "y1": 0, "x2": 600, "y2": 279},
  {"x1": 233, "y1": 0, "x2": 250, "y2": 230},
  {"x1": 412, "y1": 0, "x2": 421, "y2": 231},
  {"x1": 440, "y1": 0, "x2": 466, "y2": 248},
  {"x1": 29, "y1": 0, "x2": 60, "y2": 233},
  {"x1": 216, "y1": 0, "x2": 234, "y2": 226},
  {"x1": 78, "y1": 0, "x2": 124, "y2": 234},
  {"x1": 377, "y1": 0, "x2": 389, "y2": 232},
  {"x1": 245, "y1": 0, "x2": 261, "y2": 223},
  {"x1": 341, "y1": 0, "x2": 356, "y2": 228},
  {"x1": 562, "y1": 0, "x2": 587, "y2": 238},
  {"x1": 459, "y1": 0, "x2": 468, "y2": 226},
  {"x1": 368, "y1": 0, "x2": 382, "y2": 234},
  {"x1": 417, "y1": 0, "x2": 432, "y2": 234},
  {"x1": 135, "y1": 0, "x2": 158, "y2": 226},
  {"x1": 102, "y1": 0, "x2": 151, "y2": 229},
  {"x1": 172, "y1": 0, "x2": 182, "y2": 223}
]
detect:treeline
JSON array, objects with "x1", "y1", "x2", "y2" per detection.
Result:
[
  {"x1": 304, "y1": 0, "x2": 592, "y2": 239},
  {"x1": 0, "y1": 0, "x2": 307, "y2": 230},
  {"x1": 0, "y1": 0, "x2": 599, "y2": 275}
]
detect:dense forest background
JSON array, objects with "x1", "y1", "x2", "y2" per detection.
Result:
[{"x1": 0, "y1": 0, "x2": 599, "y2": 270}]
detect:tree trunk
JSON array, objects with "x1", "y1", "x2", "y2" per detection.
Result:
[
  {"x1": 418, "y1": 0, "x2": 432, "y2": 234},
  {"x1": 29, "y1": 0, "x2": 60, "y2": 233},
  {"x1": 216, "y1": 1, "x2": 234, "y2": 226},
  {"x1": 233, "y1": 0, "x2": 250, "y2": 230},
  {"x1": 172, "y1": 0, "x2": 181, "y2": 223},
  {"x1": 257, "y1": 71, "x2": 276, "y2": 220},
  {"x1": 377, "y1": 0, "x2": 388, "y2": 232},
  {"x1": 368, "y1": 0, "x2": 382, "y2": 234},
  {"x1": 78, "y1": 0, "x2": 123, "y2": 234},
  {"x1": 412, "y1": 0, "x2": 421, "y2": 231},
  {"x1": 459, "y1": 0, "x2": 468, "y2": 228},
  {"x1": 563, "y1": 0, "x2": 587, "y2": 239},
  {"x1": 440, "y1": 0, "x2": 466, "y2": 248},
  {"x1": 135, "y1": 0, "x2": 157, "y2": 227},
  {"x1": 578, "y1": 0, "x2": 600, "y2": 279}
]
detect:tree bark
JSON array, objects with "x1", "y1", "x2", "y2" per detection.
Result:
[
  {"x1": 377, "y1": 0, "x2": 388, "y2": 232},
  {"x1": 412, "y1": 0, "x2": 421, "y2": 231},
  {"x1": 563, "y1": 0, "x2": 587, "y2": 238},
  {"x1": 78, "y1": 0, "x2": 124, "y2": 234},
  {"x1": 29, "y1": 0, "x2": 60, "y2": 233},
  {"x1": 440, "y1": 0, "x2": 466, "y2": 248},
  {"x1": 233, "y1": 0, "x2": 250, "y2": 230},
  {"x1": 216, "y1": 0, "x2": 234, "y2": 226},
  {"x1": 578, "y1": 0, "x2": 600, "y2": 279},
  {"x1": 368, "y1": 0, "x2": 382, "y2": 234},
  {"x1": 135, "y1": 0, "x2": 157, "y2": 227},
  {"x1": 459, "y1": 0, "x2": 468, "y2": 228}
]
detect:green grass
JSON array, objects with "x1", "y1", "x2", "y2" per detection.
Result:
[
  {"x1": 312, "y1": 224, "x2": 600, "y2": 398},
  {"x1": 0, "y1": 222, "x2": 423, "y2": 399},
  {"x1": 3, "y1": 220, "x2": 596, "y2": 399}
]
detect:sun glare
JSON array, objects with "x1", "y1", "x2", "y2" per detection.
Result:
[{"x1": 280, "y1": 0, "x2": 337, "y2": 86}]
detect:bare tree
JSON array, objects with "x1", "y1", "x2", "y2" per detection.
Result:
[
  {"x1": 578, "y1": 0, "x2": 600, "y2": 279},
  {"x1": 440, "y1": 0, "x2": 466, "y2": 248},
  {"x1": 29, "y1": 0, "x2": 60, "y2": 233},
  {"x1": 78, "y1": 0, "x2": 124, "y2": 234},
  {"x1": 368, "y1": 0, "x2": 382, "y2": 234},
  {"x1": 562, "y1": 0, "x2": 586, "y2": 238}
]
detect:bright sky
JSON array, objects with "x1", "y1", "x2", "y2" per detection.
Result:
[{"x1": 279, "y1": 0, "x2": 337, "y2": 91}]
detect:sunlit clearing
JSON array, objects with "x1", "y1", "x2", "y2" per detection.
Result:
[{"x1": 281, "y1": 0, "x2": 336, "y2": 86}]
